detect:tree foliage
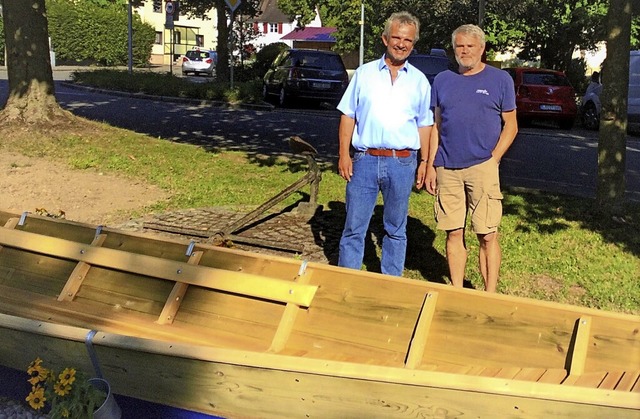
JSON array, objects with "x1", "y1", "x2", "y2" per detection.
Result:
[{"x1": 275, "y1": 0, "x2": 636, "y2": 74}]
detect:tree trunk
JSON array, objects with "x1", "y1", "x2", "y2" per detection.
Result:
[
  {"x1": 215, "y1": 0, "x2": 230, "y2": 83},
  {"x1": 0, "y1": 0, "x2": 71, "y2": 125},
  {"x1": 596, "y1": 0, "x2": 633, "y2": 214}
]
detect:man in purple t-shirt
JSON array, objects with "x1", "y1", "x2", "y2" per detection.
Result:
[{"x1": 423, "y1": 24, "x2": 518, "y2": 292}]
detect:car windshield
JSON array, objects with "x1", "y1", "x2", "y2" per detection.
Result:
[
  {"x1": 523, "y1": 72, "x2": 570, "y2": 86},
  {"x1": 293, "y1": 52, "x2": 344, "y2": 71}
]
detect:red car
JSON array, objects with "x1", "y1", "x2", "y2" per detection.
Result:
[{"x1": 504, "y1": 67, "x2": 578, "y2": 130}]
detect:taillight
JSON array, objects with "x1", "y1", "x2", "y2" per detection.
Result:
[
  {"x1": 518, "y1": 85, "x2": 530, "y2": 98},
  {"x1": 182, "y1": 57, "x2": 188, "y2": 62},
  {"x1": 205, "y1": 58, "x2": 213, "y2": 64}
]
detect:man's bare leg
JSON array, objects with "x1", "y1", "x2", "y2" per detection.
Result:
[
  {"x1": 478, "y1": 231, "x2": 501, "y2": 292},
  {"x1": 446, "y1": 228, "x2": 467, "y2": 287}
]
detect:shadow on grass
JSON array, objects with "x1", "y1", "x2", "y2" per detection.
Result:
[
  {"x1": 311, "y1": 202, "x2": 449, "y2": 285},
  {"x1": 503, "y1": 188, "x2": 640, "y2": 258}
]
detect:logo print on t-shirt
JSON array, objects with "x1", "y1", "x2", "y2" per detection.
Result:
[{"x1": 475, "y1": 89, "x2": 489, "y2": 96}]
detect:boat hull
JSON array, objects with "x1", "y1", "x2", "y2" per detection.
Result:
[{"x1": 0, "y1": 210, "x2": 638, "y2": 417}]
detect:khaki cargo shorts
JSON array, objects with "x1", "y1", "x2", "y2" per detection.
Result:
[{"x1": 434, "y1": 158, "x2": 503, "y2": 234}]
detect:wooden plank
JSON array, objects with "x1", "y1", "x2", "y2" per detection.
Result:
[
  {"x1": 477, "y1": 367, "x2": 502, "y2": 377},
  {"x1": 493, "y1": 367, "x2": 521, "y2": 379},
  {"x1": 58, "y1": 233, "x2": 107, "y2": 301},
  {"x1": 405, "y1": 292, "x2": 438, "y2": 369},
  {"x1": 599, "y1": 371, "x2": 625, "y2": 390},
  {"x1": 0, "y1": 218, "x2": 19, "y2": 253},
  {"x1": 616, "y1": 371, "x2": 640, "y2": 391},
  {"x1": 0, "y1": 228, "x2": 317, "y2": 307},
  {"x1": 570, "y1": 371, "x2": 608, "y2": 388},
  {"x1": 568, "y1": 316, "x2": 592, "y2": 376},
  {"x1": 268, "y1": 261, "x2": 311, "y2": 353},
  {"x1": 513, "y1": 367, "x2": 546, "y2": 382},
  {"x1": 157, "y1": 251, "x2": 203, "y2": 325},
  {"x1": 537, "y1": 368, "x2": 567, "y2": 384}
]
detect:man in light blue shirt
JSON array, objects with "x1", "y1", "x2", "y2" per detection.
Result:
[{"x1": 336, "y1": 11, "x2": 433, "y2": 276}]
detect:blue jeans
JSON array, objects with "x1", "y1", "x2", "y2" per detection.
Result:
[{"x1": 338, "y1": 151, "x2": 417, "y2": 276}]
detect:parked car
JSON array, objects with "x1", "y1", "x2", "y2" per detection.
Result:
[
  {"x1": 263, "y1": 49, "x2": 350, "y2": 107},
  {"x1": 407, "y1": 49, "x2": 455, "y2": 84},
  {"x1": 580, "y1": 50, "x2": 640, "y2": 132},
  {"x1": 579, "y1": 72, "x2": 603, "y2": 130},
  {"x1": 181, "y1": 48, "x2": 217, "y2": 77},
  {"x1": 503, "y1": 67, "x2": 578, "y2": 130}
]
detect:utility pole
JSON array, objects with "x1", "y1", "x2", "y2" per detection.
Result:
[
  {"x1": 128, "y1": 0, "x2": 133, "y2": 74},
  {"x1": 359, "y1": 1, "x2": 364, "y2": 67}
]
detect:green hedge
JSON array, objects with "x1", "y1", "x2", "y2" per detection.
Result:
[{"x1": 46, "y1": 0, "x2": 155, "y2": 66}]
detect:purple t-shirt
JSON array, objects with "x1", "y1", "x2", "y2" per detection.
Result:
[{"x1": 431, "y1": 65, "x2": 516, "y2": 169}]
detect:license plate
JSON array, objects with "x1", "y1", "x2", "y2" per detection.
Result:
[
  {"x1": 312, "y1": 82, "x2": 330, "y2": 89},
  {"x1": 540, "y1": 104, "x2": 562, "y2": 111}
]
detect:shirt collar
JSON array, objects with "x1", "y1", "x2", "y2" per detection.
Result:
[{"x1": 379, "y1": 55, "x2": 409, "y2": 73}]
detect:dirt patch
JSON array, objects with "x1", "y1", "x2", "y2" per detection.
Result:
[{"x1": 0, "y1": 151, "x2": 170, "y2": 226}]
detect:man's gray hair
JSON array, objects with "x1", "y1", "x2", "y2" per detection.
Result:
[
  {"x1": 383, "y1": 11, "x2": 420, "y2": 43},
  {"x1": 452, "y1": 24, "x2": 485, "y2": 47}
]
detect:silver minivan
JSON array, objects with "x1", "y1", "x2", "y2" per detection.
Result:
[{"x1": 580, "y1": 50, "x2": 640, "y2": 132}]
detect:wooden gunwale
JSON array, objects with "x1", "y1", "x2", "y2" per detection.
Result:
[{"x1": 0, "y1": 312, "x2": 638, "y2": 411}]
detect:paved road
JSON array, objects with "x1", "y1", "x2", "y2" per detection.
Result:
[{"x1": 1, "y1": 71, "x2": 639, "y2": 202}]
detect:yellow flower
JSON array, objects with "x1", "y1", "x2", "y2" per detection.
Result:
[
  {"x1": 26, "y1": 386, "x2": 46, "y2": 410},
  {"x1": 27, "y1": 363, "x2": 49, "y2": 386},
  {"x1": 58, "y1": 368, "x2": 76, "y2": 386},
  {"x1": 54, "y1": 381, "x2": 72, "y2": 396},
  {"x1": 26, "y1": 358, "x2": 107, "y2": 417}
]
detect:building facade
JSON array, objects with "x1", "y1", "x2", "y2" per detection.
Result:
[{"x1": 136, "y1": 0, "x2": 218, "y2": 65}]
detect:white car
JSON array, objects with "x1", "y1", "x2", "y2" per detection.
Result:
[
  {"x1": 580, "y1": 50, "x2": 640, "y2": 132},
  {"x1": 181, "y1": 49, "x2": 217, "y2": 77}
]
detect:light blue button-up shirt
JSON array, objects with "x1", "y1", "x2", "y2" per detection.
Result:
[{"x1": 337, "y1": 56, "x2": 433, "y2": 151}]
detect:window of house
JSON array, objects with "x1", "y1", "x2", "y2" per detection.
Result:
[
  {"x1": 196, "y1": 35, "x2": 204, "y2": 47},
  {"x1": 269, "y1": 23, "x2": 278, "y2": 33},
  {"x1": 174, "y1": 31, "x2": 181, "y2": 44},
  {"x1": 152, "y1": 0, "x2": 162, "y2": 13},
  {"x1": 154, "y1": 32, "x2": 163, "y2": 45}
]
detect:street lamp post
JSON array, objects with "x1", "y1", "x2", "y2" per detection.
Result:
[{"x1": 359, "y1": 1, "x2": 364, "y2": 67}]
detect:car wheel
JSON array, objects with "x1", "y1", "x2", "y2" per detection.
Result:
[
  {"x1": 278, "y1": 87, "x2": 289, "y2": 107},
  {"x1": 581, "y1": 102, "x2": 599, "y2": 130},
  {"x1": 558, "y1": 118, "x2": 574, "y2": 130}
]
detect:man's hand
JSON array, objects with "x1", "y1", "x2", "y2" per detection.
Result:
[
  {"x1": 425, "y1": 165, "x2": 437, "y2": 195},
  {"x1": 415, "y1": 161, "x2": 427, "y2": 189},
  {"x1": 338, "y1": 155, "x2": 353, "y2": 182}
]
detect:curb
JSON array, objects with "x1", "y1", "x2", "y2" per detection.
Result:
[{"x1": 59, "y1": 81, "x2": 276, "y2": 111}]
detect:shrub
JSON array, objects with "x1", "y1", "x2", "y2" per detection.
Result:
[{"x1": 47, "y1": 0, "x2": 155, "y2": 66}]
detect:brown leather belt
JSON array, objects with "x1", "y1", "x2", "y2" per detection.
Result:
[{"x1": 365, "y1": 148, "x2": 412, "y2": 158}]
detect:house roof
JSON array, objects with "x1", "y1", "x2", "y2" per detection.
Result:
[{"x1": 280, "y1": 27, "x2": 337, "y2": 42}]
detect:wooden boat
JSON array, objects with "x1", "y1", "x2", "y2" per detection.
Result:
[{"x1": 0, "y1": 209, "x2": 638, "y2": 418}]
